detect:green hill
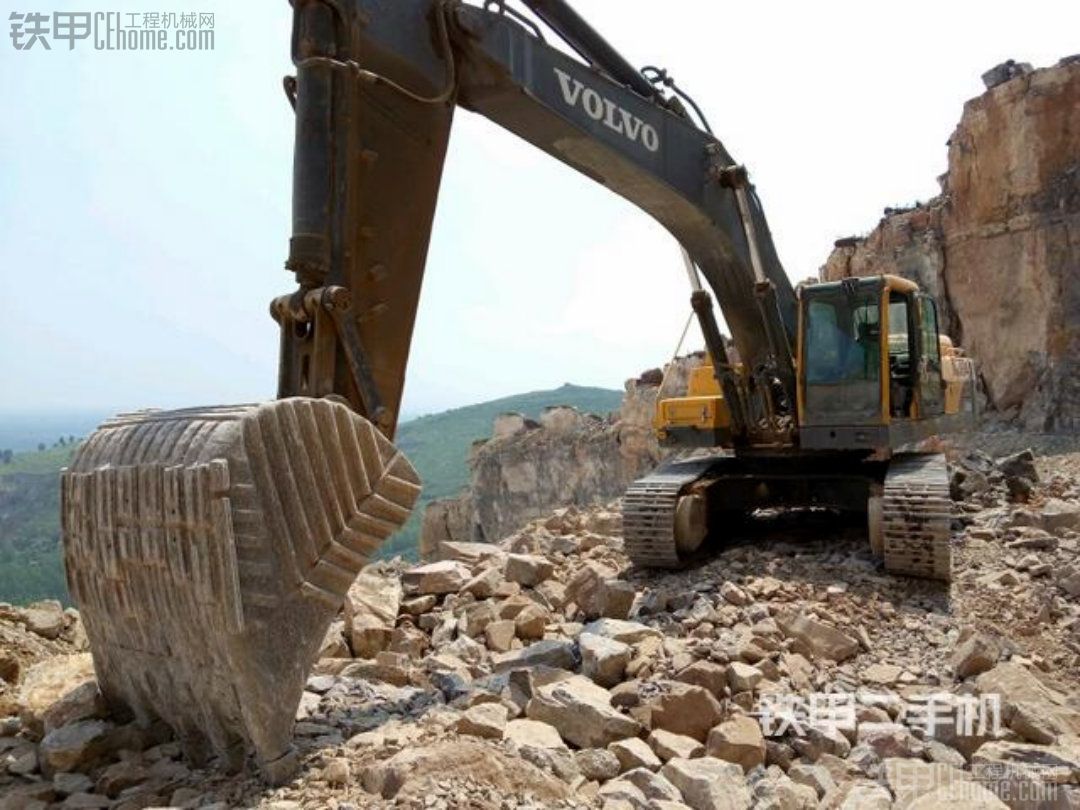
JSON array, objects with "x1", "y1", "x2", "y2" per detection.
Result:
[
  {"x1": 0, "y1": 444, "x2": 78, "y2": 604},
  {"x1": 0, "y1": 384, "x2": 622, "y2": 604},
  {"x1": 381, "y1": 383, "x2": 624, "y2": 560}
]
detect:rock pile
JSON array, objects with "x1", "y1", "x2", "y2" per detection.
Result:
[{"x1": 2, "y1": 448, "x2": 1079, "y2": 808}]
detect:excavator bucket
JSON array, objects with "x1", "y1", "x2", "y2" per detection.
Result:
[{"x1": 60, "y1": 398, "x2": 420, "y2": 783}]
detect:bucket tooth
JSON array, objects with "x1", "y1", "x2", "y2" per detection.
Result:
[{"x1": 60, "y1": 398, "x2": 420, "y2": 783}]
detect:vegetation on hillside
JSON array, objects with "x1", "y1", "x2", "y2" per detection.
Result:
[
  {"x1": 379, "y1": 384, "x2": 623, "y2": 560},
  {"x1": 0, "y1": 384, "x2": 623, "y2": 604},
  {"x1": 0, "y1": 444, "x2": 77, "y2": 604}
]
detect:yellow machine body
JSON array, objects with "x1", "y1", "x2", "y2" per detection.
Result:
[
  {"x1": 654, "y1": 274, "x2": 975, "y2": 450},
  {"x1": 654, "y1": 362, "x2": 732, "y2": 446}
]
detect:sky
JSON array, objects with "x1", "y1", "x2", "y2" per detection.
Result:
[{"x1": 1, "y1": 0, "x2": 1077, "y2": 421}]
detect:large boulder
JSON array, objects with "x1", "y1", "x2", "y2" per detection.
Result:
[
  {"x1": 951, "y1": 631, "x2": 1000, "y2": 678},
  {"x1": 883, "y1": 758, "x2": 997, "y2": 809},
  {"x1": 909, "y1": 783, "x2": 1009, "y2": 809},
  {"x1": 1040, "y1": 498, "x2": 1080, "y2": 533},
  {"x1": 526, "y1": 675, "x2": 641, "y2": 748}
]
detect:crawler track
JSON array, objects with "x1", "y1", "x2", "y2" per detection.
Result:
[
  {"x1": 623, "y1": 456, "x2": 721, "y2": 568},
  {"x1": 879, "y1": 453, "x2": 953, "y2": 581}
]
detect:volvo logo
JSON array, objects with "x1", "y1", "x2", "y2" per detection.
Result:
[{"x1": 553, "y1": 67, "x2": 660, "y2": 153}]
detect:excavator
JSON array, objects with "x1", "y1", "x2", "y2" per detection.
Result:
[{"x1": 60, "y1": 0, "x2": 977, "y2": 783}]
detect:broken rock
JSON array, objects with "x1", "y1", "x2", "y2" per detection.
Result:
[
  {"x1": 648, "y1": 682, "x2": 724, "y2": 742},
  {"x1": 971, "y1": 741, "x2": 1080, "y2": 808},
  {"x1": 727, "y1": 662, "x2": 763, "y2": 694},
  {"x1": 343, "y1": 569, "x2": 402, "y2": 658},
  {"x1": 951, "y1": 631, "x2": 1000, "y2": 678},
  {"x1": 706, "y1": 715, "x2": 765, "y2": 772},
  {"x1": 504, "y1": 554, "x2": 554, "y2": 587},
  {"x1": 462, "y1": 566, "x2": 504, "y2": 599},
  {"x1": 1040, "y1": 498, "x2": 1080, "y2": 532},
  {"x1": 23, "y1": 601, "x2": 66, "y2": 640},
  {"x1": 976, "y1": 661, "x2": 1080, "y2": 743},
  {"x1": 621, "y1": 767, "x2": 683, "y2": 802},
  {"x1": 38, "y1": 720, "x2": 113, "y2": 775},
  {"x1": 583, "y1": 618, "x2": 662, "y2": 645},
  {"x1": 526, "y1": 675, "x2": 641, "y2": 748},
  {"x1": 856, "y1": 722, "x2": 924, "y2": 759},
  {"x1": 493, "y1": 639, "x2": 576, "y2": 673},
  {"x1": 41, "y1": 681, "x2": 107, "y2": 736},
  {"x1": 18, "y1": 654, "x2": 98, "y2": 736},
  {"x1": 401, "y1": 560, "x2": 470, "y2": 596},
  {"x1": 456, "y1": 703, "x2": 508, "y2": 739},
  {"x1": 610, "y1": 736, "x2": 662, "y2": 773},
  {"x1": 574, "y1": 748, "x2": 621, "y2": 781},
  {"x1": 776, "y1": 611, "x2": 859, "y2": 662},
  {"x1": 513, "y1": 604, "x2": 549, "y2": 641},
  {"x1": 505, "y1": 718, "x2": 567, "y2": 750},
  {"x1": 661, "y1": 756, "x2": 751, "y2": 810},
  {"x1": 675, "y1": 661, "x2": 728, "y2": 698},
  {"x1": 565, "y1": 562, "x2": 618, "y2": 619},
  {"x1": 599, "y1": 580, "x2": 637, "y2": 620},
  {"x1": 485, "y1": 619, "x2": 516, "y2": 653},
  {"x1": 580, "y1": 632, "x2": 631, "y2": 688},
  {"x1": 649, "y1": 729, "x2": 705, "y2": 761}
]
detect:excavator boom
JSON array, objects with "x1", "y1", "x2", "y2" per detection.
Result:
[
  {"x1": 280, "y1": 0, "x2": 799, "y2": 445},
  {"x1": 60, "y1": 0, "x2": 848, "y2": 783}
]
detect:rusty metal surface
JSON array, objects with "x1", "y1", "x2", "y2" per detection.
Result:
[
  {"x1": 279, "y1": 0, "x2": 456, "y2": 439},
  {"x1": 61, "y1": 398, "x2": 420, "y2": 782}
]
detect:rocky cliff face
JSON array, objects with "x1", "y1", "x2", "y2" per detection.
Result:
[
  {"x1": 822, "y1": 58, "x2": 1080, "y2": 430},
  {"x1": 420, "y1": 359, "x2": 702, "y2": 557}
]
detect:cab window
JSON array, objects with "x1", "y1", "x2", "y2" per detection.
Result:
[{"x1": 803, "y1": 289, "x2": 882, "y2": 424}]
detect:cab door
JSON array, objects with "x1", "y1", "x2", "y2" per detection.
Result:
[{"x1": 917, "y1": 295, "x2": 944, "y2": 417}]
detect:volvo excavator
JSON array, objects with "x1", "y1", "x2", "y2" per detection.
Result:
[{"x1": 60, "y1": 0, "x2": 976, "y2": 783}]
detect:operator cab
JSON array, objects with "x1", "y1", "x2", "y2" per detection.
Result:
[{"x1": 797, "y1": 275, "x2": 963, "y2": 451}]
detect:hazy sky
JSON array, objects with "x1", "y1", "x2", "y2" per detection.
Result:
[{"x1": 2, "y1": 1, "x2": 1076, "y2": 419}]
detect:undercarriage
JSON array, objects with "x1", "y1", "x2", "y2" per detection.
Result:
[{"x1": 623, "y1": 450, "x2": 952, "y2": 582}]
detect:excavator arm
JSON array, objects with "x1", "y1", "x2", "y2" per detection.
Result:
[
  {"x1": 60, "y1": 0, "x2": 804, "y2": 784},
  {"x1": 278, "y1": 0, "x2": 799, "y2": 444}
]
